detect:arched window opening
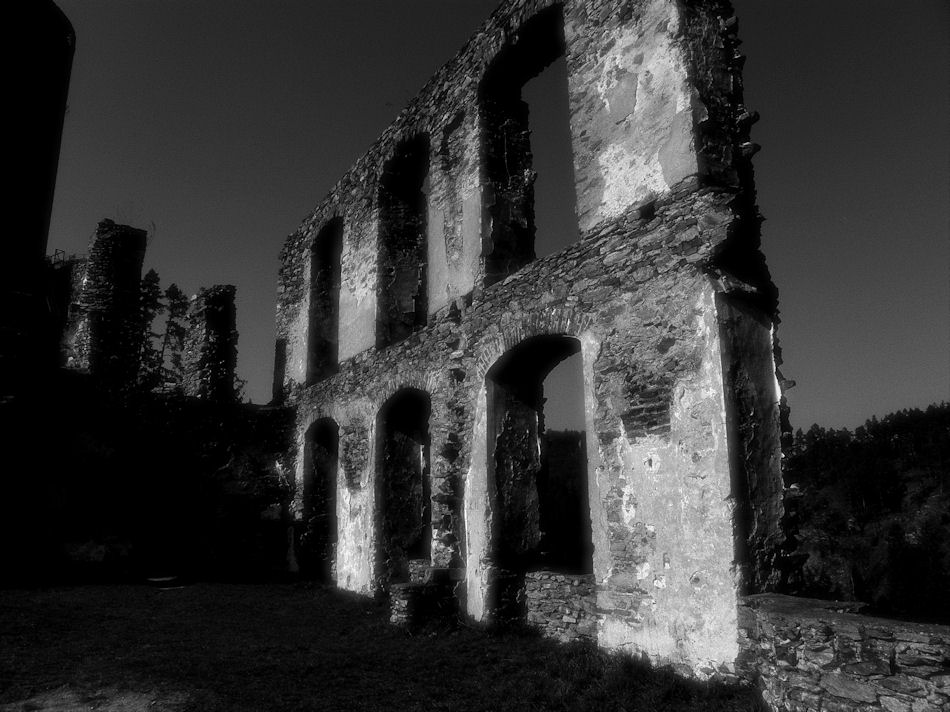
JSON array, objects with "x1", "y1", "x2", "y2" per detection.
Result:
[
  {"x1": 303, "y1": 418, "x2": 339, "y2": 581},
  {"x1": 376, "y1": 388, "x2": 432, "y2": 591},
  {"x1": 479, "y1": 5, "x2": 572, "y2": 285},
  {"x1": 306, "y1": 218, "x2": 343, "y2": 384},
  {"x1": 486, "y1": 335, "x2": 592, "y2": 618},
  {"x1": 377, "y1": 136, "x2": 430, "y2": 348}
]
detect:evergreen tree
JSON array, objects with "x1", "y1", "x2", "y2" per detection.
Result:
[
  {"x1": 783, "y1": 402, "x2": 950, "y2": 622},
  {"x1": 161, "y1": 284, "x2": 189, "y2": 390},
  {"x1": 137, "y1": 268, "x2": 165, "y2": 391}
]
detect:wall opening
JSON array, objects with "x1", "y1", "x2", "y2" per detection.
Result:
[
  {"x1": 306, "y1": 218, "x2": 343, "y2": 385},
  {"x1": 376, "y1": 136, "x2": 430, "y2": 348},
  {"x1": 479, "y1": 5, "x2": 569, "y2": 286},
  {"x1": 375, "y1": 388, "x2": 432, "y2": 591},
  {"x1": 485, "y1": 334, "x2": 592, "y2": 618},
  {"x1": 303, "y1": 418, "x2": 339, "y2": 581},
  {"x1": 521, "y1": 53, "x2": 577, "y2": 259}
]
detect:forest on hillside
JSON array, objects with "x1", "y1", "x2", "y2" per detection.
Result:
[{"x1": 781, "y1": 402, "x2": 950, "y2": 622}]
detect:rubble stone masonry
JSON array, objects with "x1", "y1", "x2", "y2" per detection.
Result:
[
  {"x1": 739, "y1": 595, "x2": 950, "y2": 712},
  {"x1": 276, "y1": 0, "x2": 786, "y2": 682}
]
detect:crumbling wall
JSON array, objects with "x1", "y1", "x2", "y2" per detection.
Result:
[
  {"x1": 275, "y1": 0, "x2": 784, "y2": 679},
  {"x1": 183, "y1": 285, "x2": 238, "y2": 402},
  {"x1": 64, "y1": 219, "x2": 146, "y2": 391},
  {"x1": 738, "y1": 594, "x2": 950, "y2": 712}
]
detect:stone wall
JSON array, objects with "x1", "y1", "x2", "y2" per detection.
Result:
[
  {"x1": 275, "y1": 0, "x2": 784, "y2": 679},
  {"x1": 525, "y1": 570, "x2": 597, "y2": 642},
  {"x1": 739, "y1": 594, "x2": 950, "y2": 712}
]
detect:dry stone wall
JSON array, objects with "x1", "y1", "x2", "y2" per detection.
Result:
[
  {"x1": 276, "y1": 0, "x2": 784, "y2": 681},
  {"x1": 739, "y1": 595, "x2": 950, "y2": 712},
  {"x1": 525, "y1": 570, "x2": 598, "y2": 642}
]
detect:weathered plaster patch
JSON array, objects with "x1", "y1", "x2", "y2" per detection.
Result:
[
  {"x1": 338, "y1": 222, "x2": 377, "y2": 361},
  {"x1": 598, "y1": 285, "x2": 738, "y2": 676},
  {"x1": 594, "y1": 0, "x2": 697, "y2": 219},
  {"x1": 463, "y1": 387, "x2": 491, "y2": 621},
  {"x1": 335, "y1": 413, "x2": 376, "y2": 594},
  {"x1": 286, "y1": 296, "x2": 309, "y2": 385}
]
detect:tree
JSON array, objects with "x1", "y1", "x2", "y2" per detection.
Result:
[
  {"x1": 782, "y1": 402, "x2": 950, "y2": 621},
  {"x1": 160, "y1": 283, "x2": 189, "y2": 390},
  {"x1": 137, "y1": 269, "x2": 165, "y2": 391}
]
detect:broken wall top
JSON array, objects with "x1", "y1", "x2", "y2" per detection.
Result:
[{"x1": 277, "y1": 0, "x2": 763, "y2": 382}]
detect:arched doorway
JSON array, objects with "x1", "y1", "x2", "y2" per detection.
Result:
[
  {"x1": 485, "y1": 334, "x2": 592, "y2": 619},
  {"x1": 375, "y1": 388, "x2": 432, "y2": 591}
]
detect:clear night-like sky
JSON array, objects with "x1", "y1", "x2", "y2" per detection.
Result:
[{"x1": 48, "y1": 0, "x2": 949, "y2": 431}]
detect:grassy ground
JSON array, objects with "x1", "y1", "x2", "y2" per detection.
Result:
[{"x1": 0, "y1": 583, "x2": 764, "y2": 711}]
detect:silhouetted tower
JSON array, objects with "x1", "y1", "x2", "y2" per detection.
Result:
[
  {"x1": 64, "y1": 220, "x2": 147, "y2": 392},
  {"x1": 182, "y1": 285, "x2": 238, "y2": 402}
]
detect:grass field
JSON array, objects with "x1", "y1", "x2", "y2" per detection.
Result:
[{"x1": 0, "y1": 583, "x2": 763, "y2": 711}]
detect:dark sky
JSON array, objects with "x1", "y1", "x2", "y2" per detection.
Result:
[{"x1": 49, "y1": 0, "x2": 948, "y2": 431}]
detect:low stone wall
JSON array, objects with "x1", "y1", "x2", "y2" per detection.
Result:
[
  {"x1": 739, "y1": 594, "x2": 950, "y2": 712},
  {"x1": 389, "y1": 580, "x2": 457, "y2": 628},
  {"x1": 525, "y1": 570, "x2": 597, "y2": 642}
]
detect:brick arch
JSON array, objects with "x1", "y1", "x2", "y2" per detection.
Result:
[
  {"x1": 471, "y1": 306, "x2": 595, "y2": 382},
  {"x1": 299, "y1": 404, "x2": 341, "y2": 438},
  {"x1": 372, "y1": 372, "x2": 438, "y2": 412}
]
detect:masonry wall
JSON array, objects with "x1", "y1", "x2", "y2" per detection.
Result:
[
  {"x1": 739, "y1": 595, "x2": 950, "y2": 712},
  {"x1": 275, "y1": 0, "x2": 782, "y2": 679}
]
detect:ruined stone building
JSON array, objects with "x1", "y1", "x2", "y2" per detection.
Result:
[{"x1": 275, "y1": 0, "x2": 786, "y2": 678}]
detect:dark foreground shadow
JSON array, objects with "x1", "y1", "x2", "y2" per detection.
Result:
[{"x1": 0, "y1": 584, "x2": 764, "y2": 712}]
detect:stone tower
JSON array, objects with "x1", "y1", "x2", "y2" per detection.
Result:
[{"x1": 64, "y1": 219, "x2": 147, "y2": 392}]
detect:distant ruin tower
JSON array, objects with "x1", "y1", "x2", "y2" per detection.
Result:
[
  {"x1": 182, "y1": 285, "x2": 238, "y2": 402},
  {"x1": 64, "y1": 219, "x2": 147, "y2": 391}
]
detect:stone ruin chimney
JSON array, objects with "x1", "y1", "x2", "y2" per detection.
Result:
[{"x1": 182, "y1": 284, "x2": 238, "y2": 402}]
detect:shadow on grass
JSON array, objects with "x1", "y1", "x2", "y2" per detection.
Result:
[{"x1": 0, "y1": 584, "x2": 765, "y2": 712}]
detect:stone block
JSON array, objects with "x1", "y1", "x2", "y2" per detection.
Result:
[
  {"x1": 880, "y1": 696, "x2": 913, "y2": 712},
  {"x1": 819, "y1": 673, "x2": 879, "y2": 704}
]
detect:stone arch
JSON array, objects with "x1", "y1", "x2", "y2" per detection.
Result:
[
  {"x1": 465, "y1": 328, "x2": 600, "y2": 622},
  {"x1": 374, "y1": 387, "x2": 432, "y2": 592},
  {"x1": 306, "y1": 217, "x2": 344, "y2": 384},
  {"x1": 472, "y1": 306, "x2": 594, "y2": 378},
  {"x1": 301, "y1": 417, "x2": 340, "y2": 580},
  {"x1": 376, "y1": 134, "x2": 431, "y2": 348}
]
